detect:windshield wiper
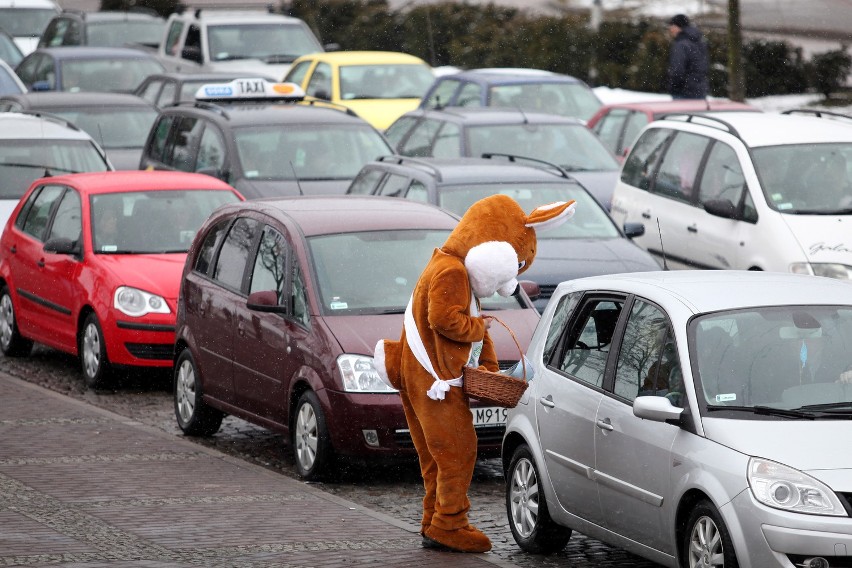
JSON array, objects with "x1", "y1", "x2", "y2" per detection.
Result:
[
  {"x1": 706, "y1": 404, "x2": 817, "y2": 419},
  {"x1": 0, "y1": 162, "x2": 82, "y2": 174},
  {"x1": 264, "y1": 54, "x2": 298, "y2": 63},
  {"x1": 796, "y1": 402, "x2": 852, "y2": 414},
  {"x1": 380, "y1": 309, "x2": 405, "y2": 314}
]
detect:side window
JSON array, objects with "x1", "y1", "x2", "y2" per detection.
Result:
[
  {"x1": 621, "y1": 128, "x2": 674, "y2": 190},
  {"x1": 291, "y1": 263, "x2": 309, "y2": 326},
  {"x1": 551, "y1": 298, "x2": 624, "y2": 388},
  {"x1": 400, "y1": 118, "x2": 442, "y2": 157},
  {"x1": 348, "y1": 169, "x2": 385, "y2": 195},
  {"x1": 652, "y1": 131, "x2": 711, "y2": 202},
  {"x1": 64, "y1": 20, "x2": 82, "y2": 45},
  {"x1": 384, "y1": 116, "x2": 417, "y2": 149},
  {"x1": 21, "y1": 185, "x2": 64, "y2": 241},
  {"x1": 405, "y1": 180, "x2": 429, "y2": 202},
  {"x1": 698, "y1": 142, "x2": 745, "y2": 205},
  {"x1": 742, "y1": 191, "x2": 758, "y2": 223},
  {"x1": 196, "y1": 126, "x2": 225, "y2": 173},
  {"x1": 378, "y1": 174, "x2": 410, "y2": 197},
  {"x1": 432, "y1": 122, "x2": 461, "y2": 158},
  {"x1": 424, "y1": 79, "x2": 460, "y2": 108},
  {"x1": 166, "y1": 116, "x2": 202, "y2": 172},
  {"x1": 593, "y1": 109, "x2": 628, "y2": 155},
  {"x1": 15, "y1": 54, "x2": 43, "y2": 86},
  {"x1": 159, "y1": 82, "x2": 177, "y2": 106},
  {"x1": 147, "y1": 116, "x2": 174, "y2": 163},
  {"x1": 456, "y1": 83, "x2": 482, "y2": 107},
  {"x1": 613, "y1": 300, "x2": 681, "y2": 406},
  {"x1": 213, "y1": 217, "x2": 260, "y2": 291},
  {"x1": 195, "y1": 218, "x2": 231, "y2": 276},
  {"x1": 184, "y1": 24, "x2": 201, "y2": 50},
  {"x1": 47, "y1": 189, "x2": 82, "y2": 243},
  {"x1": 285, "y1": 60, "x2": 312, "y2": 86},
  {"x1": 15, "y1": 188, "x2": 42, "y2": 231},
  {"x1": 249, "y1": 227, "x2": 288, "y2": 304},
  {"x1": 306, "y1": 62, "x2": 332, "y2": 99},
  {"x1": 138, "y1": 80, "x2": 162, "y2": 104},
  {"x1": 621, "y1": 112, "x2": 649, "y2": 156},
  {"x1": 164, "y1": 21, "x2": 184, "y2": 56},
  {"x1": 44, "y1": 20, "x2": 68, "y2": 46},
  {"x1": 543, "y1": 292, "x2": 581, "y2": 363}
]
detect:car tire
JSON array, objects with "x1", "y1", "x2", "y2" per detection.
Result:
[
  {"x1": 80, "y1": 312, "x2": 111, "y2": 389},
  {"x1": 683, "y1": 500, "x2": 739, "y2": 568},
  {"x1": 173, "y1": 349, "x2": 224, "y2": 437},
  {"x1": 292, "y1": 390, "x2": 333, "y2": 481},
  {"x1": 506, "y1": 444, "x2": 571, "y2": 554},
  {"x1": 0, "y1": 286, "x2": 32, "y2": 357}
]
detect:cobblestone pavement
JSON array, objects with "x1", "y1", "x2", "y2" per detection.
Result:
[{"x1": 2, "y1": 347, "x2": 663, "y2": 568}]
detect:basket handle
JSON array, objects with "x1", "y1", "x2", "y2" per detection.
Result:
[{"x1": 487, "y1": 315, "x2": 526, "y2": 381}]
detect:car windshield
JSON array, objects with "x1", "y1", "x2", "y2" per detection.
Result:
[
  {"x1": 90, "y1": 189, "x2": 239, "y2": 254},
  {"x1": 87, "y1": 20, "x2": 164, "y2": 47},
  {"x1": 467, "y1": 123, "x2": 618, "y2": 172},
  {"x1": 308, "y1": 229, "x2": 523, "y2": 315},
  {"x1": 0, "y1": 8, "x2": 56, "y2": 36},
  {"x1": 0, "y1": 34, "x2": 23, "y2": 66},
  {"x1": 49, "y1": 108, "x2": 157, "y2": 149},
  {"x1": 0, "y1": 139, "x2": 108, "y2": 199},
  {"x1": 60, "y1": 58, "x2": 164, "y2": 93},
  {"x1": 440, "y1": 182, "x2": 619, "y2": 239},
  {"x1": 339, "y1": 64, "x2": 434, "y2": 100},
  {"x1": 0, "y1": 66, "x2": 24, "y2": 93},
  {"x1": 235, "y1": 124, "x2": 391, "y2": 181},
  {"x1": 489, "y1": 82, "x2": 602, "y2": 121},
  {"x1": 207, "y1": 23, "x2": 321, "y2": 63},
  {"x1": 753, "y1": 143, "x2": 852, "y2": 214},
  {"x1": 693, "y1": 305, "x2": 852, "y2": 416}
]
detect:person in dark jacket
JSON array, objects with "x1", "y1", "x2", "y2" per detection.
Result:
[{"x1": 667, "y1": 14, "x2": 709, "y2": 99}]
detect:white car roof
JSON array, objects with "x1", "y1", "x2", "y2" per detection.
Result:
[
  {"x1": 182, "y1": 11, "x2": 307, "y2": 24},
  {"x1": 657, "y1": 111, "x2": 852, "y2": 148},
  {"x1": 0, "y1": 0, "x2": 57, "y2": 6},
  {"x1": 556, "y1": 270, "x2": 852, "y2": 315},
  {"x1": 0, "y1": 112, "x2": 94, "y2": 141}
]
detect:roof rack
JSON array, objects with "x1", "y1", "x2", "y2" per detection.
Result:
[
  {"x1": 180, "y1": 100, "x2": 230, "y2": 119},
  {"x1": 300, "y1": 98, "x2": 359, "y2": 117},
  {"x1": 657, "y1": 112, "x2": 743, "y2": 141},
  {"x1": 375, "y1": 155, "x2": 444, "y2": 181},
  {"x1": 781, "y1": 108, "x2": 852, "y2": 122},
  {"x1": 18, "y1": 110, "x2": 82, "y2": 133},
  {"x1": 481, "y1": 153, "x2": 571, "y2": 179}
]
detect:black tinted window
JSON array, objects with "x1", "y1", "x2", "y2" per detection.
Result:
[
  {"x1": 621, "y1": 128, "x2": 674, "y2": 190},
  {"x1": 195, "y1": 218, "x2": 231, "y2": 276},
  {"x1": 21, "y1": 185, "x2": 63, "y2": 241},
  {"x1": 213, "y1": 217, "x2": 259, "y2": 291}
]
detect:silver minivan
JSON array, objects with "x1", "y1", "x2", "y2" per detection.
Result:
[{"x1": 503, "y1": 270, "x2": 852, "y2": 567}]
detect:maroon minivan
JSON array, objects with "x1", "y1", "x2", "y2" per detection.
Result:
[{"x1": 173, "y1": 195, "x2": 541, "y2": 480}]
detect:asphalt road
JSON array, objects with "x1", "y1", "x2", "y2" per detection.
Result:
[{"x1": 1, "y1": 344, "x2": 666, "y2": 567}]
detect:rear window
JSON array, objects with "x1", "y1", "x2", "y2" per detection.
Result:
[{"x1": 0, "y1": 139, "x2": 109, "y2": 199}]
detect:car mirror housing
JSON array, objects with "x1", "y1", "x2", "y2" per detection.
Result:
[
  {"x1": 43, "y1": 237, "x2": 80, "y2": 257},
  {"x1": 623, "y1": 222, "x2": 645, "y2": 238},
  {"x1": 519, "y1": 280, "x2": 540, "y2": 301},
  {"x1": 633, "y1": 395, "x2": 684, "y2": 424},
  {"x1": 703, "y1": 198, "x2": 737, "y2": 219},
  {"x1": 246, "y1": 290, "x2": 286, "y2": 313},
  {"x1": 31, "y1": 80, "x2": 52, "y2": 92},
  {"x1": 181, "y1": 46, "x2": 203, "y2": 64}
]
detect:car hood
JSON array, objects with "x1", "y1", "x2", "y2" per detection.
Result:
[
  {"x1": 567, "y1": 171, "x2": 619, "y2": 211},
  {"x1": 206, "y1": 59, "x2": 287, "y2": 79},
  {"x1": 322, "y1": 307, "x2": 538, "y2": 363},
  {"x1": 341, "y1": 99, "x2": 421, "y2": 131},
  {"x1": 96, "y1": 253, "x2": 187, "y2": 301},
  {"x1": 780, "y1": 214, "x2": 852, "y2": 266},
  {"x1": 13, "y1": 37, "x2": 38, "y2": 56},
  {"x1": 703, "y1": 417, "x2": 852, "y2": 477},
  {"x1": 105, "y1": 148, "x2": 143, "y2": 171},
  {"x1": 524, "y1": 237, "x2": 661, "y2": 284},
  {"x1": 235, "y1": 178, "x2": 350, "y2": 199}
]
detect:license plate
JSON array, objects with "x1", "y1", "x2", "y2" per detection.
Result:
[{"x1": 472, "y1": 406, "x2": 508, "y2": 427}]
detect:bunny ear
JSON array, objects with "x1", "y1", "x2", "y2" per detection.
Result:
[{"x1": 525, "y1": 200, "x2": 576, "y2": 232}]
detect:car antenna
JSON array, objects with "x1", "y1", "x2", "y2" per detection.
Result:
[
  {"x1": 289, "y1": 161, "x2": 305, "y2": 196},
  {"x1": 516, "y1": 104, "x2": 529, "y2": 124},
  {"x1": 656, "y1": 218, "x2": 669, "y2": 271}
]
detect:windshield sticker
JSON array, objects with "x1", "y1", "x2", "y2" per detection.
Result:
[
  {"x1": 777, "y1": 203, "x2": 793, "y2": 210},
  {"x1": 101, "y1": 245, "x2": 117, "y2": 252},
  {"x1": 330, "y1": 300, "x2": 348, "y2": 310},
  {"x1": 809, "y1": 242, "x2": 852, "y2": 255},
  {"x1": 715, "y1": 393, "x2": 737, "y2": 403},
  {"x1": 771, "y1": 193, "x2": 783, "y2": 201}
]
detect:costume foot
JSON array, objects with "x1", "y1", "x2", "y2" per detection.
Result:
[
  {"x1": 424, "y1": 524, "x2": 492, "y2": 553},
  {"x1": 420, "y1": 532, "x2": 451, "y2": 550}
]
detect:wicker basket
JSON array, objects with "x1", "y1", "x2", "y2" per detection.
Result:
[{"x1": 463, "y1": 316, "x2": 528, "y2": 408}]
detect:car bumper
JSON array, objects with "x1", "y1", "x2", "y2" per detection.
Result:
[
  {"x1": 104, "y1": 318, "x2": 175, "y2": 368},
  {"x1": 321, "y1": 390, "x2": 505, "y2": 459},
  {"x1": 727, "y1": 488, "x2": 852, "y2": 567}
]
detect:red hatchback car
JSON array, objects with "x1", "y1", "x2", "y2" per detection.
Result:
[
  {"x1": 0, "y1": 171, "x2": 243, "y2": 388},
  {"x1": 173, "y1": 195, "x2": 541, "y2": 480},
  {"x1": 587, "y1": 99, "x2": 759, "y2": 160}
]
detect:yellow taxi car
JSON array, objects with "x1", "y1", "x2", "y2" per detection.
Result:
[{"x1": 283, "y1": 51, "x2": 434, "y2": 131}]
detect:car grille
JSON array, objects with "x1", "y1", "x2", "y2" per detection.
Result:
[
  {"x1": 394, "y1": 425, "x2": 505, "y2": 449},
  {"x1": 125, "y1": 343, "x2": 174, "y2": 360}
]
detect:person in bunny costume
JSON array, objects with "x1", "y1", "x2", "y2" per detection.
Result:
[{"x1": 374, "y1": 194, "x2": 576, "y2": 553}]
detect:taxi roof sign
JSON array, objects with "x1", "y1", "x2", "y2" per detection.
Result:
[{"x1": 194, "y1": 78, "x2": 306, "y2": 102}]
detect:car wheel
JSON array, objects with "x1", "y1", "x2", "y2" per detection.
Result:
[
  {"x1": 0, "y1": 286, "x2": 32, "y2": 357},
  {"x1": 80, "y1": 313, "x2": 111, "y2": 389},
  {"x1": 506, "y1": 444, "x2": 571, "y2": 554},
  {"x1": 173, "y1": 349, "x2": 223, "y2": 437},
  {"x1": 292, "y1": 390, "x2": 333, "y2": 481},
  {"x1": 683, "y1": 500, "x2": 739, "y2": 568}
]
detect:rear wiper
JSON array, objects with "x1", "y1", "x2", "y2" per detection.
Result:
[{"x1": 706, "y1": 404, "x2": 816, "y2": 419}]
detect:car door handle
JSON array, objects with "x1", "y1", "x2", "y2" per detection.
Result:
[
  {"x1": 596, "y1": 417, "x2": 614, "y2": 431},
  {"x1": 237, "y1": 321, "x2": 245, "y2": 337},
  {"x1": 9, "y1": 245, "x2": 15, "y2": 254},
  {"x1": 641, "y1": 212, "x2": 651, "y2": 219},
  {"x1": 37, "y1": 259, "x2": 45, "y2": 268},
  {"x1": 687, "y1": 224, "x2": 698, "y2": 233},
  {"x1": 539, "y1": 395, "x2": 555, "y2": 408}
]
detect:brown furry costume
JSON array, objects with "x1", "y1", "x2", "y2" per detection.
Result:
[{"x1": 374, "y1": 194, "x2": 576, "y2": 553}]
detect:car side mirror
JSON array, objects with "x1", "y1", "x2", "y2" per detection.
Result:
[
  {"x1": 43, "y1": 237, "x2": 80, "y2": 257},
  {"x1": 633, "y1": 395, "x2": 684, "y2": 424},
  {"x1": 197, "y1": 167, "x2": 229, "y2": 183},
  {"x1": 703, "y1": 198, "x2": 737, "y2": 219},
  {"x1": 623, "y1": 222, "x2": 645, "y2": 239},
  {"x1": 181, "y1": 46, "x2": 203, "y2": 64},
  {"x1": 31, "y1": 80, "x2": 52, "y2": 92},
  {"x1": 313, "y1": 89, "x2": 331, "y2": 101},
  {"x1": 518, "y1": 280, "x2": 540, "y2": 301},
  {"x1": 246, "y1": 290, "x2": 286, "y2": 313}
]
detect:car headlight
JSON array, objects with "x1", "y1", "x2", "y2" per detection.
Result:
[
  {"x1": 114, "y1": 286, "x2": 171, "y2": 317},
  {"x1": 790, "y1": 262, "x2": 852, "y2": 280},
  {"x1": 337, "y1": 354, "x2": 397, "y2": 393},
  {"x1": 748, "y1": 457, "x2": 846, "y2": 516}
]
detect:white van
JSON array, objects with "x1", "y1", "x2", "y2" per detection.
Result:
[
  {"x1": 0, "y1": 0, "x2": 60, "y2": 55},
  {"x1": 609, "y1": 111, "x2": 852, "y2": 280}
]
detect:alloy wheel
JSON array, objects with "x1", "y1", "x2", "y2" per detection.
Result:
[
  {"x1": 0, "y1": 294, "x2": 14, "y2": 350},
  {"x1": 688, "y1": 515, "x2": 724, "y2": 567},
  {"x1": 294, "y1": 402, "x2": 318, "y2": 472},
  {"x1": 175, "y1": 359, "x2": 197, "y2": 424},
  {"x1": 82, "y1": 322, "x2": 101, "y2": 378},
  {"x1": 509, "y1": 456, "x2": 540, "y2": 538}
]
